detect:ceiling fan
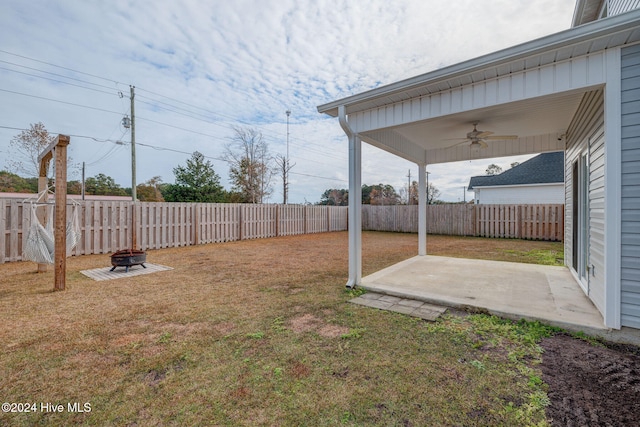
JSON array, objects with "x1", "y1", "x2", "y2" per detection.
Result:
[{"x1": 451, "y1": 122, "x2": 518, "y2": 149}]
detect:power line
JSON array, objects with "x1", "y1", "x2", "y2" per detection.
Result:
[
  {"x1": 0, "y1": 50, "x2": 122, "y2": 86},
  {"x1": 0, "y1": 64, "x2": 119, "y2": 97},
  {"x1": 0, "y1": 52, "x2": 347, "y2": 162},
  {"x1": 0, "y1": 88, "x2": 124, "y2": 116},
  {"x1": 1, "y1": 124, "x2": 346, "y2": 184},
  {"x1": 0, "y1": 53, "x2": 348, "y2": 169},
  {"x1": 290, "y1": 171, "x2": 347, "y2": 183}
]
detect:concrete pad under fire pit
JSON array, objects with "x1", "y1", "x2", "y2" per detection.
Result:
[{"x1": 81, "y1": 263, "x2": 173, "y2": 281}]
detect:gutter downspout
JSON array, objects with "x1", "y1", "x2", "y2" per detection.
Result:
[{"x1": 339, "y1": 105, "x2": 362, "y2": 289}]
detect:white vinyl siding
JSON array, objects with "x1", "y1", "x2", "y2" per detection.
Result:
[
  {"x1": 621, "y1": 43, "x2": 640, "y2": 328},
  {"x1": 473, "y1": 184, "x2": 564, "y2": 205},
  {"x1": 565, "y1": 89, "x2": 606, "y2": 314},
  {"x1": 608, "y1": 0, "x2": 640, "y2": 16}
]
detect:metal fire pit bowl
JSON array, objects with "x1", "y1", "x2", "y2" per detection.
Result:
[{"x1": 110, "y1": 249, "x2": 147, "y2": 272}]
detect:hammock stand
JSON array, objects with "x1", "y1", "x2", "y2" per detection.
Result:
[{"x1": 34, "y1": 134, "x2": 71, "y2": 291}]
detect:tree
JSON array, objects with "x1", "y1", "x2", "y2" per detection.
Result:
[
  {"x1": 318, "y1": 188, "x2": 348, "y2": 206},
  {"x1": 274, "y1": 154, "x2": 294, "y2": 204},
  {"x1": 486, "y1": 163, "x2": 503, "y2": 175},
  {"x1": 368, "y1": 184, "x2": 400, "y2": 205},
  {"x1": 6, "y1": 122, "x2": 56, "y2": 177},
  {"x1": 407, "y1": 180, "x2": 441, "y2": 204},
  {"x1": 67, "y1": 180, "x2": 82, "y2": 195},
  {"x1": 85, "y1": 173, "x2": 127, "y2": 196},
  {"x1": 510, "y1": 161, "x2": 520, "y2": 169},
  {"x1": 0, "y1": 170, "x2": 38, "y2": 193},
  {"x1": 162, "y1": 152, "x2": 225, "y2": 203},
  {"x1": 136, "y1": 176, "x2": 165, "y2": 202},
  {"x1": 224, "y1": 126, "x2": 273, "y2": 203}
]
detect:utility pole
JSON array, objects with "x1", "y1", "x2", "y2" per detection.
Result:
[
  {"x1": 81, "y1": 161, "x2": 85, "y2": 200},
  {"x1": 426, "y1": 170, "x2": 430, "y2": 204},
  {"x1": 130, "y1": 85, "x2": 137, "y2": 202},
  {"x1": 130, "y1": 85, "x2": 137, "y2": 249},
  {"x1": 285, "y1": 109, "x2": 291, "y2": 204}
]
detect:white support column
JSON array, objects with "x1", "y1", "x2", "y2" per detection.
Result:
[
  {"x1": 340, "y1": 105, "x2": 362, "y2": 288},
  {"x1": 418, "y1": 164, "x2": 427, "y2": 256},
  {"x1": 603, "y1": 47, "x2": 622, "y2": 329},
  {"x1": 347, "y1": 134, "x2": 362, "y2": 287}
]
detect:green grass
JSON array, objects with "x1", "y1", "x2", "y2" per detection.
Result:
[
  {"x1": 499, "y1": 248, "x2": 564, "y2": 266},
  {"x1": 0, "y1": 232, "x2": 564, "y2": 426}
]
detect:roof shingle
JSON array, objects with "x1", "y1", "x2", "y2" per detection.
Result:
[{"x1": 468, "y1": 152, "x2": 564, "y2": 190}]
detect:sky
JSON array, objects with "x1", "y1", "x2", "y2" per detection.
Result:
[{"x1": 0, "y1": 0, "x2": 576, "y2": 203}]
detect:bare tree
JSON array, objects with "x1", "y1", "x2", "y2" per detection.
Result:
[
  {"x1": 274, "y1": 154, "x2": 295, "y2": 204},
  {"x1": 7, "y1": 122, "x2": 56, "y2": 177},
  {"x1": 224, "y1": 126, "x2": 274, "y2": 203},
  {"x1": 407, "y1": 180, "x2": 441, "y2": 204}
]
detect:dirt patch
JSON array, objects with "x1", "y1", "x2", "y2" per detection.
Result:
[
  {"x1": 540, "y1": 334, "x2": 640, "y2": 426},
  {"x1": 289, "y1": 314, "x2": 323, "y2": 333},
  {"x1": 289, "y1": 313, "x2": 349, "y2": 338}
]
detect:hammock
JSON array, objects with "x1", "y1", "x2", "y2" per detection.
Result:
[{"x1": 23, "y1": 201, "x2": 81, "y2": 264}]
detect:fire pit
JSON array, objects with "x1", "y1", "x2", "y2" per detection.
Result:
[{"x1": 110, "y1": 249, "x2": 147, "y2": 272}]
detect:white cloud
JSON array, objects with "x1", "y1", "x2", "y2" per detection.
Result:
[{"x1": 0, "y1": 0, "x2": 575, "y2": 202}]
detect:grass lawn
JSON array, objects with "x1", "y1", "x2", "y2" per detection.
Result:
[{"x1": 0, "y1": 232, "x2": 563, "y2": 426}]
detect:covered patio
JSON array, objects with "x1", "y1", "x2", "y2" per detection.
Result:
[{"x1": 319, "y1": 9, "x2": 640, "y2": 331}]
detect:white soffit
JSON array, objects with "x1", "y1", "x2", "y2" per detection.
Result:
[{"x1": 390, "y1": 90, "x2": 585, "y2": 151}]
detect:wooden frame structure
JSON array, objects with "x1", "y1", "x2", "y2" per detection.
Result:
[{"x1": 37, "y1": 134, "x2": 70, "y2": 291}]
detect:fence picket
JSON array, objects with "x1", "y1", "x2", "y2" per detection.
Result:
[
  {"x1": 1, "y1": 200, "x2": 559, "y2": 263},
  {"x1": 362, "y1": 204, "x2": 563, "y2": 241}
]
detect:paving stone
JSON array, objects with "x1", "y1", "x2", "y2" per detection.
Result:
[
  {"x1": 396, "y1": 299, "x2": 425, "y2": 308},
  {"x1": 388, "y1": 304, "x2": 418, "y2": 315},
  {"x1": 350, "y1": 298, "x2": 394, "y2": 310},
  {"x1": 379, "y1": 295, "x2": 402, "y2": 303},
  {"x1": 358, "y1": 292, "x2": 383, "y2": 300},
  {"x1": 349, "y1": 294, "x2": 447, "y2": 321},
  {"x1": 420, "y1": 302, "x2": 447, "y2": 313},
  {"x1": 413, "y1": 307, "x2": 445, "y2": 321}
]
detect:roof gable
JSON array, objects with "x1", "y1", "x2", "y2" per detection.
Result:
[{"x1": 468, "y1": 152, "x2": 565, "y2": 189}]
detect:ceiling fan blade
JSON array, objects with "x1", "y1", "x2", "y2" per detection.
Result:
[
  {"x1": 478, "y1": 140, "x2": 489, "y2": 148},
  {"x1": 484, "y1": 135, "x2": 518, "y2": 140},
  {"x1": 475, "y1": 131, "x2": 493, "y2": 138},
  {"x1": 444, "y1": 139, "x2": 469, "y2": 149}
]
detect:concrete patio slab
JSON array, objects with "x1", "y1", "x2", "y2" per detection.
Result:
[{"x1": 361, "y1": 255, "x2": 610, "y2": 333}]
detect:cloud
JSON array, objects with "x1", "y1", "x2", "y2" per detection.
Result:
[{"x1": 0, "y1": 0, "x2": 575, "y2": 203}]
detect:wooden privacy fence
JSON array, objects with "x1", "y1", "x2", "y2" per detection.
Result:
[
  {"x1": 475, "y1": 204, "x2": 564, "y2": 241},
  {"x1": 362, "y1": 204, "x2": 564, "y2": 241},
  {"x1": 0, "y1": 201, "x2": 347, "y2": 263}
]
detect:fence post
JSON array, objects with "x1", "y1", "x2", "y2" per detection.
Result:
[{"x1": 304, "y1": 205, "x2": 308, "y2": 234}]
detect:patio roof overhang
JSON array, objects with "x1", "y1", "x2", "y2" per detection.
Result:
[
  {"x1": 318, "y1": 9, "x2": 640, "y2": 166},
  {"x1": 318, "y1": 8, "x2": 640, "y2": 294}
]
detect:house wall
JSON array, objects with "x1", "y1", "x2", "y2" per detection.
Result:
[
  {"x1": 565, "y1": 89, "x2": 606, "y2": 314},
  {"x1": 473, "y1": 184, "x2": 564, "y2": 205},
  {"x1": 608, "y1": 0, "x2": 640, "y2": 16},
  {"x1": 620, "y1": 43, "x2": 640, "y2": 328}
]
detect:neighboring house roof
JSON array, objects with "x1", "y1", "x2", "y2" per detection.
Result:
[{"x1": 468, "y1": 152, "x2": 564, "y2": 190}]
